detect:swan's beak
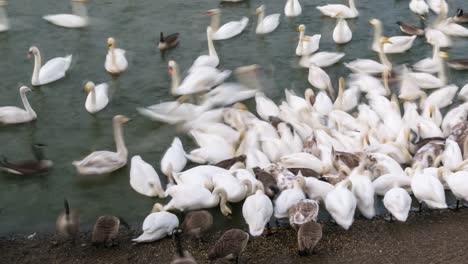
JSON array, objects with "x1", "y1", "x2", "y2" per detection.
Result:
[
  {"x1": 27, "y1": 52, "x2": 31, "y2": 59},
  {"x1": 382, "y1": 37, "x2": 392, "y2": 44},
  {"x1": 0, "y1": 2, "x2": 8, "y2": 7},
  {"x1": 429, "y1": 105, "x2": 434, "y2": 118},
  {"x1": 83, "y1": 85, "x2": 90, "y2": 93},
  {"x1": 168, "y1": 67, "x2": 174, "y2": 75},
  {"x1": 440, "y1": 52, "x2": 449, "y2": 59},
  {"x1": 122, "y1": 116, "x2": 131, "y2": 123}
]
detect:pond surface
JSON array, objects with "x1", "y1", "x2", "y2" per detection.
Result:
[{"x1": 0, "y1": 0, "x2": 467, "y2": 233}]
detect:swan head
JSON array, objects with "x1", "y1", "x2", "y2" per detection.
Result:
[
  {"x1": 233, "y1": 102, "x2": 248, "y2": 111},
  {"x1": 438, "y1": 52, "x2": 449, "y2": 59},
  {"x1": 380, "y1": 37, "x2": 392, "y2": 44},
  {"x1": 19, "y1": 86, "x2": 32, "y2": 94},
  {"x1": 368, "y1": 18, "x2": 380, "y2": 26},
  {"x1": 107, "y1": 37, "x2": 115, "y2": 48},
  {"x1": 151, "y1": 203, "x2": 164, "y2": 213},
  {"x1": 28, "y1": 46, "x2": 39, "y2": 58},
  {"x1": 297, "y1": 24, "x2": 305, "y2": 32},
  {"x1": 83, "y1": 81, "x2": 95, "y2": 93},
  {"x1": 206, "y1": 9, "x2": 220, "y2": 16},
  {"x1": 168, "y1": 60, "x2": 178, "y2": 75},
  {"x1": 113, "y1": 115, "x2": 130, "y2": 124},
  {"x1": 256, "y1": 5, "x2": 265, "y2": 14},
  {"x1": 0, "y1": 1, "x2": 8, "y2": 7}
]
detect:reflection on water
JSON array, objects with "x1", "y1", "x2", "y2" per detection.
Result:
[{"x1": 0, "y1": 0, "x2": 467, "y2": 233}]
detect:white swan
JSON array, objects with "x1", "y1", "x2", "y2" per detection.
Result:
[
  {"x1": 132, "y1": 212, "x2": 179, "y2": 243},
  {"x1": 83, "y1": 81, "x2": 109, "y2": 114},
  {"x1": 43, "y1": 0, "x2": 88, "y2": 28},
  {"x1": 349, "y1": 166, "x2": 375, "y2": 219},
  {"x1": 317, "y1": 0, "x2": 359, "y2": 18},
  {"x1": 302, "y1": 176, "x2": 334, "y2": 201},
  {"x1": 406, "y1": 51, "x2": 448, "y2": 89},
  {"x1": 296, "y1": 25, "x2": 321, "y2": 56},
  {"x1": 284, "y1": 0, "x2": 302, "y2": 17},
  {"x1": 437, "y1": 18, "x2": 468, "y2": 37},
  {"x1": 207, "y1": 9, "x2": 248, "y2": 40},
  {"x1": 0, "y1": 86, "x2": 37, "y2": 125},
  {"x1": 190, "y1": 27, "x2": 219, "y2": 71},
  {"x1": 438, "y1": 168, "x2": 468, "y2": 209},
  {"x1": 333, "y1": 16, "x2": 352, "y2": 44},
  {"x1": 242, "y1": 189, "x2": 273, "y2": 236},
  {"x1": 308, "y1": 65, "x2": 335, "y2": 99},
  {"x1": 413, "y1": 44, "x2": 440, "y2": 73},
  {"x1": 325, "y1": 179, "x2": 357, "y2": 230},
  {"x1": 72, "y1": 115, "x2": 129, "y2": 175},
  {"x1": 211, "y1": 173, "x2": 252, "y2": 203},
  {"x1": 28, "y1": 46, "x2": 72, "y2": 86},
  {"x1": 105, "y1": 37, "x2": 128, "y2": 74},
  {"x1": 299, "y1": 52, "x2": 345, "y2": 68},
  {"x1": 425, "y1": 27, "x2": 452, "y2": 48},
  {"x1": 409, "y1": 0, "x2": 429, "y2": 16},
  {"x1": 0, "y1": 0, "x2": 9, "y2": 32},
  {"x1": 255, "y1": 92, "x2": 280, "y2": 121},
  {"x1": 410, "y1": 165, "x2": 447, "y2": 209},
  {"x1": 130, "y1": 156, "x2": 165, "y2": 198},
  {"x1": 344, "y1": 37, "x2": 392, "y2": 74},
  {"x1": 369, "y1": 18, "x2": 416, "y2": 53},
  {"x1": 160, "y1": 137, "x2": 187, "y2": 184},
  {"x1": 383, "y1": 186, "x2": 411, "y2": 222},
  {"x1": 274, "y1": 179, "x2": 306, "y2": 219},
  {"x1": 427, "y1": 0, "x2": 448, "y2": 14},
  {"x1": 255, "y1": 5, "x2": 280, "y2": 35}
]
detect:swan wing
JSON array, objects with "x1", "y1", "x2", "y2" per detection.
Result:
[
  {"x1": 85, "y1": 83, "x2": 109, "y2": 113},
  {"x1": 309, "y1": 52, "x2": 345, "y2": 68},
  {"x1": 130, "y1": 156, "x2": 163, "y2": 197},
  {"x1": 0, "y1": 107, "x2": 31, "y2": 124},
  {"x1": 412, "y1": 58, "x2": 438, "y2": 73},
  {"x1": 382, "y1": 36, "x2": 416, "y2": 53},
  {"x1": 38, "y1": 55, "x2": 72, "y2": 85},
  {"x1": 256, "y1": 14, "x2": 280, "y2": 34},
  {"x1": 73, "y1": 151, "x2": 125, "y2": 173},
  {"x1": 213, "y1": 17, "x2": 249, "y2": 40},
  {"x1": 43, "y1": 14, "x2": 88, "y2": 28},
  {"x1": 344, "y1": 59, "x2": 387, "y2": 74},
  {"x1": 316, "y1": 5, "x2": 353, "y2": 18}
]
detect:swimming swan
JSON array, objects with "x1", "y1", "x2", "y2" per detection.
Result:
[
  {"x1": 105, "y1": 37, "x2": 128, "y2": 74},
  {"x1": 255, "y1": 5, "x2": 280, "y2": 35},
  {"x1": 84, "y1": 81, "x2": 109, "y2": 114},
  {"x1": 28, "y1": 46, "x2": 72, "y2": 86},
  {"x1": 43, "y1": 0, "x2": 88, "y2": 28},
  {"x1": 0, "y1": 86, "x2": 37, "y2": 125},
  {"x1": 207, "y1": 9, "x2": 248, "y2": 40}
]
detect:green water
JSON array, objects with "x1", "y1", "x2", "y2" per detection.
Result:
[{"x1": 0, "y1": 0, "x2": 467, "y2": 233}]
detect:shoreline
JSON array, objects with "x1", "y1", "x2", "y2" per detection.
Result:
[{"x1": 2, "y1": 209, "x2": 468, "y2": 263}]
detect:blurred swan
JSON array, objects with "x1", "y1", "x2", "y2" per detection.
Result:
[
  {"x1": 137, "y1": 100, "x2": 212, "y2": 124},
  {"x1": 317, "y1": 0, "x2": 358, "y2": 18},
  {"x1": 132, "y1": 212, "x2": 179, "y2": 243},
  {"x1": 299, "y1": 52, "x2": 345, "y2": 68},
  {"x1": 383, "y1": 186, "x2": 411, "y2": 222},
  {"x1": 427, "y1": 0, "x2": 448, "y2": 14},
  {"x1": 84, "y1": 81, "x2": 109, "y2": 114},
  {"x1": 344, "y1": 37, "x2": 392, "y2": 74},
  {"x1": 130, "y1": 156, "x2": 166, "y2": 198},
  {"x1": 0, "y1": 86, "x2": 37, "y2": 125},
  {"x1": 296, "y1": 25, "x2": 321, "y2": 56},
  {"x1": 202, "y1": 82, "x2": 257, "y2": 107},
  {"x1": 72, "y1": 115, "x2": 129, "y2": 175},
  {"x1": 413, "y1": 44, "x2": 440, "y2": 73},
  {"x1": 255, "y1": 92, "x2": 280, "y2": 121},
  {"x1": 43, "y1": 0, "x2": 88, "y2": 28},
  {"x1": 242, "y1": 188, "x2": 273, "y2": 236},
  {"x1": 161, "y1": 137, "x2": 187, "y2": 184},
  {"x1": 438, "y1": 168, "x2": 468, "y2": 209},
  {"x1": 189, "y1": 26, "x2": 220, "y2": 71},
  {"x1": 207, "y1": 9, "x2": 248, "y2": 40},
  {"x1": 333, "y1": 16, "x2": 352, "y2": 44},
  {"x1": 186, "y1": 130, "x2": 235, "y2": 164},
  {"x1": 370, "y1": 18, "x2": 416, "y2": 53},
  {"x1": 325, "y1": 179, "x2": 356, "y2": 230},
  {"x1": 105, "y1": 37, "x2": 128, "y2": 74},
  {"x1": 28, "y1": 46, "x2": 72, "y2": 86},
  {"x1": 409, "y1": 0, "x2": 429, "y2": 16},
  {"x1": 255, "y1": 5, "x2": 280, "y2": 35},
  {"x1": 425, "y1": 27, "x2": 452, "y2": 48},
  {"x1": 436, "y1": 18, "x2": 468, "y2": 37},
  {"x1": 0, "y1": 0, "x2": 9, "y2": 32},
  {"x1": 285, "y1": 0, "x2": 302, "y2": 17},
  {"x1": 349, "y1": 164, "x2": 375, "y2": 219},
  {"x1": 308, "y1": 65, "x2": 335, "y2": 99},
  {"x1": 406, "y1": 52, "x2": 448, "y2": 89},
  {"x1": 274, "y1": 179, "x2": 306, "y2": 218},
  {"x1": 410, "y1": 165, "x2": 447, "y2": 210}
]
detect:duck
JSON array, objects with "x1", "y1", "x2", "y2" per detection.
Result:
[
  {"x1": 438, "y1": 167, "x2": 468, "y2": 209},
  {"x1": 207, "y1": 9, "x2": 248, "y2": 40},
  {"x1": 105, "y1": 37, "x2": 128, "y2": 74},
  {"x1": 158, "y1": 32, "x2": 179, "y2": 51},
  {"x1": 28, "y1": 46, "x2": 72, "y2": 86},
  {"x1": 43, "y1": 0, "x2": 88, "y2": 28},
  {"x1": 132, "y1": 211, "x2": 179, "y2": 243},
  {"x1": 255, "y1": 5, "x2": 280, "y2": 35},
  {"x1": 316, "y1": 0, "x2": 359, "y2": 18},
  {"x1": 325, "y1": 179, "x2": 356, "y2": 230},
  {"x1": 300, "y1": 52, "x2": 346, "y2": 68},
  {"x1": 454, "y1": 8, "x2": 468, "y2": 23},
  {"x1": 333, "y1": 15, "x2": 352, "y2": 44},
  {"x1": 153, "y1": 185, "x2": 231, "y2": 216},
  {"x1": 344, "y1": 37, "x2": 392, "y2": 74},
  {"x1": 284, "y1": 0, "x2": 302, "y2": 17},
  {"x1": 0, "y1": 143, "x2": 53, "y2": 175},
  {"x1": 409, "y1": 0, "x2": 429, "y2": 17},
  {"x1": 180, "y1": 210, "x2": 213, "y2": 240},
  {"x1": 383, "y1": 186, "x2": 412, "y2": 221},
  {"x1": 72, "y1": 115, "x2": 129, "y2": 175},
  {"x1": 308, "y1": 65, "x2": 335, "y2": 100},
  {"x1": 171, "y1": 230, "x2": 197, "y2": 264},
  {"x1": 242, "y1": 188, "x2": 273, "y2": 236},
  {"x1": 55, "y1": 199, "x2": 79, "y2": 241},
  {"x1": 0, "y1": 0, "x2": 9, "y2": 32},
  {"x1": 447, "y1": 58, "x2": 468, "y2": 70},
  {"x1": 274, "y1": 178, "x2": 306, "y2": 219},
  {"x1": 208, "y1": 229, "x2": 249, "y2": 263},
  {"x1": 297, "y1": 221, "x2": 322, "y2": 256},
  {"x1": 288, "y1": 199, "x2": 319, "y2": 231},
  {"x1": 161, "y1": 137, "x2": 187, "y2": 184},
  {"x1": 296, "y1": 24, "x2": 321, "y2": 56},
  {"x1": 189, "y1": 27, "x2": 219, "y2": 71},
  {"x1": 130, "y1": 156, "x2": 165, "y2": 198},
  {"x1": 83, "y1": 81, "x2": 109, "y2": 114},
  {"x1": 397, "y1": 21, "x2": 424, "y2": 36},
  {"x1": 0, "y1": 86, "x2": 37, "y2": 125},
  {"x1": 92, "y1": 216, "x2": 130, "y2": 246},
  {"x1": 410, "y1": 165, "x2": 447, "y2": 211},
  {"x1": 369, "y1": 18, "x2": 416, "y2": 53}
]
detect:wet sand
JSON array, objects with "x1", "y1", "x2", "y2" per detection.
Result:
[{"x1": 2, "y1": 209, "x2": 468, "y2": 264}]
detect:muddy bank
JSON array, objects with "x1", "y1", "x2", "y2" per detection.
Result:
[{"x1": 2, "y1": 209, "x2": 468, "y2": 264}]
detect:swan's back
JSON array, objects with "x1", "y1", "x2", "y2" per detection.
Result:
[
  {"x1": 37, "y1": 55, "x2": 72, "y2": 85},
  {"x1": 213, "y1": 17, "x2": 249, "y2": 40},
  {"x1": 43, "y1": 14, "x2": 88, "y2": 28},
  {"x1": 85, "y1": 83, "x2": 109, "y2": 113},
  {"x1": 130, "y1": 155, "x2": 163, "y2": 197},
  {"x1": 257, "y1": 14, "x2": 280, "y2": 34},
  {"x1": 105, "y1": 48, "x2": 128, "y2": 73},
  {"x1": 0, "y1": 106, "x2": 30, "y2": 124}
]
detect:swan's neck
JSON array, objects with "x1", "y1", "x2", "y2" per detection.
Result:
[
  {"x1": 257, "y1": 10, "x2": 265, "y2": 26},
  {"x1": 348, "y1": 0, "x2": 357, "y2": 11},
  {"x1": 110, "y1": 46, "x2": 117, "y2": 70},
  {"x1": 170, "y1": 65, "x2": 181, "y2": 95},
  {"x1": 20, "y1": 90, "x2": 37, "y2": 119},
  {"x1": 434, "y1": 4, "x2": 447, "y2": 25},
  {"x1": 113, "y1": 121, "x2": 127, "y2": 157},
  {"x1": 372, "y1": 23, "x2": 383, "y2": 50},
  {"x1": 207, "y1": 31, "x2": 217, "y2": 58},
  {"x1": 0, "y1": 8, "x2": 9, "y2": 27},
  {"x1": 378, "y1": 43, "x2": 392, "y2": 69},
  {"x1": 210, "y1": 13, "x2": 220, "y2": 32},
  {"x1": 438, "y1": 57, "x2": 446, "y2": 85},
  {"x1": 299, "y1": 29, "x2": 305, "y2": 41},
  {"x1": 90, "y1": 89, "x2": 97, "y2": 108},
  {"x1": 431, "y1": 45, "x2": 440, "y2": 60},
  {"x1": 32, "y1": 51, "x2": 42, "y2": 84},
  {"x1": 72, "y1": 2, "x2": 88, "y2": 18}
]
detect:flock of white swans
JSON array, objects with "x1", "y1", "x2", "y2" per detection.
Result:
[{"x1": 1, "y1": 0, "x2": 468, "y2": 263}]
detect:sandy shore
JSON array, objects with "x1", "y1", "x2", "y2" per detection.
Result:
[{"x1": 2, "y1": 209, "x2": 468, "y2": 264}]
